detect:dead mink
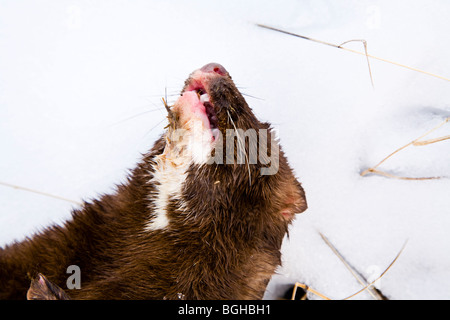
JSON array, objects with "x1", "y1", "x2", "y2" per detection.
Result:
[{"x1": 0, "y1": 63, "x2": 307, "y2": 300}]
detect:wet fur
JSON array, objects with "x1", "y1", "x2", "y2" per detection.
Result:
[{"x1": 0, "y1": 64, "x2": 307, "y2": 300}]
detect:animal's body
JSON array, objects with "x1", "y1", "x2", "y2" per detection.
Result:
[{"x1": 0, "y1": 63, "x2": 307, "y2": 299}]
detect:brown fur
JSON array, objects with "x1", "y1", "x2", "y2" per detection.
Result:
[{"x1": 0, "y1": 63, "x2": 307, "y2": 300}]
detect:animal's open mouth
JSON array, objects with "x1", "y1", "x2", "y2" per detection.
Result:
[
  {"x1": 172, "y1": 63, "x2": 233, "y2": 142},
  {"x1": 173, "y1": 85, "x2": 221, "y2": 142},
  {"x1": 195, "y1": 89, "x2": 219, "y2": 130}
]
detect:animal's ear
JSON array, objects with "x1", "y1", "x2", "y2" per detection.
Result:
[
  {"x1": 293, "y1": 180, "x2": 307, "y2": 214},
  {"x1": 27, "y1": 273, "x2": 71, "y2": 300},
  {"x1": 280, "y1": 179, "x2": 307, "y2": 221}
]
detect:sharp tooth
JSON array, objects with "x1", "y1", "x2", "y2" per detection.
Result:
[
  {"x1": 200, "y1": 93, "x2": 210, "y2": 103},
  {"x1": 211, "y1": 128, "x2": 220, "y2": 140}
]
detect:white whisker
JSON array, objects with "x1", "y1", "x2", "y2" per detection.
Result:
[{"x1": 227, "y1": 110, "x2": 252, "y2": 185}]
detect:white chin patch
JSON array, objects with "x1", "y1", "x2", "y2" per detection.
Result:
[
  {"x1": 145, "y1": 120, "x2": 213, "y2": 231},
  {"x1": 188, "y1": 120, "x2": 215, "y2": 165}
]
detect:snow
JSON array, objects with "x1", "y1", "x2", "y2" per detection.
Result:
[{"x1": 1, "y1": 0, "x2": 449, "y2": 300}]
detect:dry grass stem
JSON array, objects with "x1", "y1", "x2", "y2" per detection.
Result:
[
  {"x1": 292, "y1": 241, "x2": 407, "y2": 300},
  {"x1": 318, "y1": 231, "x2": 385, "y2": 300},
  {"x1": 291, "y1": 282, "x2": 331, "y2": 300},
  {"x1": 413, "y1": 135, "x2": 450, "y2": 146},
  {"x1": 338, "y1": 39, "x2": 374, "y2": 87},
  {"x1": 361, "y1": 117, "x2": 450, "y2": 180},
  {"x1": 0, "y1": 181, "x2": 82, "y2": 206},
  {"x1": 342, "y1": 240, "x2": 408, "y2": 300},
  {"x1": 256, "y1": 24, "x2": 450, "y2": 83},
  {"x1": 362, "y1": 168, "x2": 441, "y2": 181}
]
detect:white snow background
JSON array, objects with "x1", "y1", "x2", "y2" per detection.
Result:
[{"x1": 1, "y1": 0, "x2": 449, "y2": 300}]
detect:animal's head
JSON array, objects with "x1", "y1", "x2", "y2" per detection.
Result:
[{"x1": 147, "y1": 63, "x2": 307, "y2": 235}]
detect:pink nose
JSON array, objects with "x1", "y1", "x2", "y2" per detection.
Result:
[{"x1": 200, "y1": 63, "x2": 228, "y2": 76}]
